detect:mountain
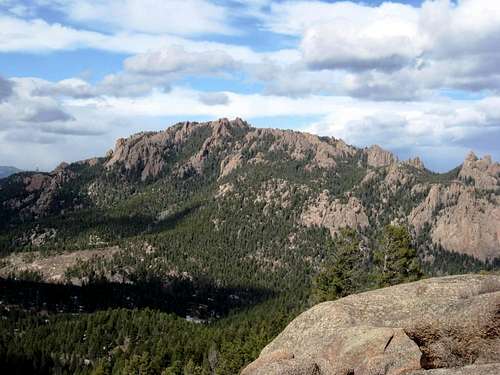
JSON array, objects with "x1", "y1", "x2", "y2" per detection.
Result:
[
  {"x1": 1, "y1": 118, "x2": 499, "y2": 261},
  {"x1": 0, "y1": 165, "x2": 20, "y2": 179},
  {"x1": 243, "y1": 274, "x2": 500, "y2": 375},
  {"x1": 0, "y1": 118, "x2": 499, "y2": 374}
]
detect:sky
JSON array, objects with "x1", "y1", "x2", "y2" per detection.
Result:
[{"x1": 0, "y1": 0, "x2": 499, "y2": 172}]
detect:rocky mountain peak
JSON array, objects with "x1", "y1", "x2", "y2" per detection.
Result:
[
  {"x1": 365, "y1": 145, "x2": 398, "y2": 168},
  {"x1": 459, "y1": 152, "x2": 499, "y2": 190},
  {"x1": 465, "y1": 150, "x2": 478, "y2": 162},
  {"x1": 404, "y1": 156, "x2": 425, "y2": 170}
]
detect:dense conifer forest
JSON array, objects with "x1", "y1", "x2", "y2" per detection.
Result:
[{"x1": 0, "y1": 120, "x2": 498, "y2": 374}]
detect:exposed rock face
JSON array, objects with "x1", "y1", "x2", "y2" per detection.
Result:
[
  {"x1": 300, "y1": 191, "x2": 369, "y2": 235},
  {"x1": 24, "y1": 173, "x2": 51, "y2": 192},
  {"x1": 365, "y1": 145, "x2": 397, "y2": 168},
  {"x1": 106, "y1": 131, "x2": 170, "y2": 181},
  {"x1": 244, "y1": 128, "x2": 356, "y2": 171},
  {"x1": 220, "y1": 153, "x2": 244, "y2": 177},
  {"x1": 3, "y1": 165, "x2": 77, "y2": 217},
  {"x1": 458, "y1": 152, "x2": 500, "y2": 191},
  {"x1": 409, "y1": 364, "x2": 500, "y2": 375},
  {"x1": 431, "y1": 191, "x2": 500, "y2": 260},
  {"x1": 384, "y1": 163, "x2": 416, "y2": 191},
  {"x1": 242, "y1": 275, "x2": 500, "y2": 375},
  {"x1": 105, "y1": 118, "x2": 358, "y2": 181},
  {"x1": 105, "y1": 118, "x2": 251, "y2": 181},
  {"x1": 410, "y1": 183, "x2": 500, "y2": 260},
  {"x1": 405, "y1": 157, "x2": 425, "y2": 170}
]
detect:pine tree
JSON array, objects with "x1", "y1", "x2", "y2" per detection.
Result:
[
  {"x1": 374, "y1": 225, "x2": 422, "y2": 287},
  {"x1": 312, "y1": 228, "x2": 367, "y2": 303}
]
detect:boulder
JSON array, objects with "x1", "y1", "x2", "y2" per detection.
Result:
[{"x1": 242, "y1": 275, "x2": 500, "y2": 375}]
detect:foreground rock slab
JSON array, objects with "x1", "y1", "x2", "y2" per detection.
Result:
[{"x1": 242, "y1": 275, "x2": 500, "y2": 375}]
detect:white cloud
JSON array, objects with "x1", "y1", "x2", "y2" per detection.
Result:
[
  {"x1": 257, "y1": 0, "x2": 500, "y2": 97},
  {"x1": 298, "y1": 2, "x2": 420, "y2": 71},
  {"x1": 198, "y1": 92, "x2": 230, "y2": 106},
  {"x1": 124, "y1": 45, "x2": 239, "y2": 75},
  {"x1": 23, "y1": 107, "x2": 74, "y2": 123},
  {"x1": 0, "y1": 76, "x2": 13, "y2": 101},
  {"x1": 54, "y1": 0, "x2": 234, "y2": 36}
]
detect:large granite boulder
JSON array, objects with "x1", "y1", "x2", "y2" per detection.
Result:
[{"x1": 242, "y1": 275, "x2": 500, "y2": 375}]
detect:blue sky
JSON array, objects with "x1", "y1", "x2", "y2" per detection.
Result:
[{"x1": 0, "y1": 0, "x2": 499, "y2": 171}]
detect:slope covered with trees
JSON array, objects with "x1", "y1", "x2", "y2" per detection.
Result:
[{"x1": 0, "y1": 118, "x2": 498, "y2": 374}]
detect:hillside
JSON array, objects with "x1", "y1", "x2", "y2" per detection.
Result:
[
  {"x1": 0, "y1": 118, "x2": 499, "y2": 374},
  {"x1": 1, "y1": 118, "x2": 499, "y2": 263}
]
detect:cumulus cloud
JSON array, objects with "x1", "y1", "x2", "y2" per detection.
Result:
[
  {"x1": 31, "y1": 47, "x2": 239, "y2": 100},
  {"x1": 32, "y1": 78, "x2": 96, "y2": 99},
  {"x1": 52, "y1": 0, "x2": 234, "y2": 36},
  {"x1": 24, "y1": 107, "x2": 74, "y2": 123},
  {"x1": 303, "y1": 95, "x2": 500, "y2": 169},
  {"x1": 256, "y1": 0, "x2": 500, "y2": 98},
  {"x1": 0, "y1": 13, "x2": 271, "y2": 61},
  {"x1": 124, "y1": 45, "x2": 239, "y2": 76},
  {"x1": 198, "y1": 92, "x2": 230, "y2": 106},
  {"x1": 0, "y1": 76, "x2": 13, "y2": 102},
  {"x1": 32, "y1": 73, "x2": 172, "y2": 99},
  {"x1": 299, "y1": 2, "x2": 420, "y2": 72},
  {"x1": 0, "y1": 77, "x2": 109, "y2": 142}
]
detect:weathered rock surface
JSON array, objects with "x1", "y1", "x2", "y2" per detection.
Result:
[
  {"x1": 404, "y1": 157, "x2": 425, "y2": 170},
  {"x1": 408, "y1": 363, "x2": 500, "y2": 375},
  {"x1": 105, "y1": 118, "x2": 249, "y2": 180},
  {"x1": 458, "y1": 152, "x2": 500, "y2": 191},
  {"x1": 365, "y1": 145, "x2": 397, "y2": 168},
  {"x1": 0, "y1": 247, "x2": 121, "y2": 284},
  {"x1": 242, "y1": 275, "x2": 500, "y2": 375},
  {"x1": 410, "y1": 183, "x2": 500, "y2": 260},
  {"x1": 300, "y1": 191, "x2": 369, "y2": 235},
  {"x1": 2, "y1": 164, "x2": 77, "y2": 217}
]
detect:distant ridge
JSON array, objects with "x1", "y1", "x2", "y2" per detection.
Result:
[{"x1": 0, "y1": 165, "x2": 21, "y2": 179}]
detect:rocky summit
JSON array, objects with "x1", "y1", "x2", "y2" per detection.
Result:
[
  {"x1": 1, "y1": 118, "x2": 498, "y2": 262},
  {"x1": 242, "y1": 274, "x2": 500, "y2": 375}
]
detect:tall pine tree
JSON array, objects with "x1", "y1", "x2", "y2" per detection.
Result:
[{"x1": 374, "y1": 225, "x2": 422, "y2": 287}]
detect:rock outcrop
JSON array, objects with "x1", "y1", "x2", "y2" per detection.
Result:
[
  {"x1": 365, "y1": 145, "x2": 397, "y2": 168},
  {"x1": 300, "y1": 191, "x2": 369, "y2": 235},
  {"x1": 236, "y1": 127, "x2": 356, "y2": 173},
  {"x1": 458, "y1": 152, "x2": 500, "y2": 191},
  {"x1": 409, "y1": 182, "x2": 500, "y2": 260},
  {"x1": 242, "y1": 274, "x2": 500, "y2": 375},
  {"x1": 404, "y1": 157, "x2": 425, "y2": 170},
  {"x1": 105, "y1": 118, "x2": 250, "y2": 180},
  {"x1": 2, "y1": 164, "x2": 77, "y2": 217}
]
